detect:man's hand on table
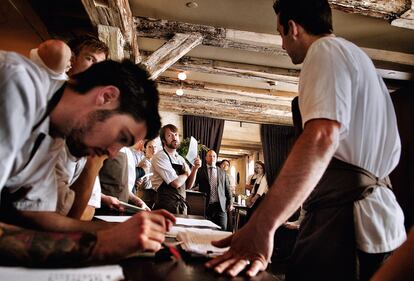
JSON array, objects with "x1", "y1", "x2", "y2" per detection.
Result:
[{"x1": 205, "y1": 221, "x2": 272, "y2": 277}]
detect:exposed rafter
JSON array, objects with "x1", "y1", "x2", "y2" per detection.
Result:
[
  {"x1": 81, "y1": 0, "x2": 141, "y2": 62},
  {"x1": 135, "y1": 16, "x2": 286, "y2": 56},
  {"x1": 97, "y1": 25, "x2": 124, "y2": 61},
  {"x1": 143, "y1": 33, "x2": 203, "y2": 80},
  {"x1": 329, "y1": 0, "x2": 410, "y2": 21},
  {"x1": 135, "y1": 16, "x2": 414, "y2": 67},
  {"x1": 391, "y1": 1, "x2": 414, "y2": 29},
  {"x1": 157, "y1": 77, "x2": 293, "y2": 125}
]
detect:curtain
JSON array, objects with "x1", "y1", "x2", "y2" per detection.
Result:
[
  {"x1": 260, "y1": 124, "x2": 296, "y2": 187},
  {"x1": 390, "y1": 86, "x2": 414, "y2": 229},
  {"x1": 183, "y1": 115, "x2": 225, "y2": 160},
  {"x1": 261, "y1": 97, "x2": 301, "y2": 187}
]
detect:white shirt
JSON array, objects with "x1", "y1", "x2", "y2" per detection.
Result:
[
  {"x1": 54, "y1": 146, "x2": 87, "y2": 215},
  {"x1": 247, "y1": 174, "x2": 268, "y2": 196},
  {"x1": 151, "y1": 149, "x2": 189, "y2": 191},
  {"x1": 120, "y1": 147, "x2": 136, "y2": 193},
  {"x1": 0, "y1": 51, "x2": 65, "y2": 211},
  {"x1": 300, "y1": 37, "x2": 406, "y2": 253},
  {"x1": 87, "y1": 176, "x2": 102, "y2": 208},
  {"x1": 29, "y1": 48, "x2": 68, "y2": 98}
]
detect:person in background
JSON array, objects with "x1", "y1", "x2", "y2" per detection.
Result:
[
  {"x1": 220, "y1": 159, "x2": 236, "y2": 195},
  {"x1": 67, "y1": 34, "x2": 108, "y2": 77},
  {"x1": 54, "y1": 35, "x2": 109, "y2": 218},
  {"x1": 120, "y1": 146, "x2": 150, "y2": 210},
  {"x1": 152, "y1": 124, "x2": 201, "y2": 214},
  {"x1": 195, "y1": 150, "x2": 233, "y2": 230},
  {"x1": 245, "y1": 161, "x2": 268, "y2": 209},
  {"x1": 220, "y1": 159, "x2": 236, "y2": 231},
  {"x1": 206, "y1": 0, "x2": 405, "y2": 279},
  {"x1": 136, "y1": 139, "x2": 159, "y2": 208}
]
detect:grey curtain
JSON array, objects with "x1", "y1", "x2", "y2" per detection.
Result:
[
  {"x1": 183, "y1": 115, "x2": 225, "y2": 160},
  {"x1": 260, "y1": 124, "x2": 296, "y2": 187},
  {"x1": 390, "y1": 86, "x2": 414, "y2": 229}
]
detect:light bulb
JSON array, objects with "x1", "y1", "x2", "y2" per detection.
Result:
[
  {"x1": 178, "y1": 72, "x2": 187, "y2": 80},
  {"x1": 176, "y1": 88, "x2": 184, "y2": 96}
]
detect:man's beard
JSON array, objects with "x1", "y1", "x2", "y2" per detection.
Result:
[
  {"x1": 66, "y1": 110, "x2": 114, "y2": 158},
  {"x1": 165, "y1": 140, "x2": 178, "y2": 150}
]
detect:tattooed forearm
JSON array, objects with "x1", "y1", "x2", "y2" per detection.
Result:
[{"x1": 0, "y1": 222, "x2": 97, "y2": 267}]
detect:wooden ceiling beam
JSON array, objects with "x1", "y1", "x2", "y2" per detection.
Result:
[
  {"x1": 135, "y1": 16, "x2": 286, "y2": 56},
  {"x1": 329, "y1": 0, "x2": 410, "y2": 21},
  {"x1": 81, "y1": 0, "x2": 141, "y2": 62},
  {"x1": 97, "y1": 25, "x2": 124, "y2": 61},
  {"x1": 391, "y1": 1, "x2": 414, "y2": 29},
  {"x1": 136, "y1": 16, "x2": 414, "y2": 67},
  {"x1": 143, "y1": 33, "x2": 203, "y2": 80},
  {"x1": 157, "y1": 80, "x2": 293, "y2": 125},
  {"x1": 157, "y1": 77, "x2": 295, "y2": 104}
]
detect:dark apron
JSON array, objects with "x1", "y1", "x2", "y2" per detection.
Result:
[
  {"x1": 153, "y1": 149, "x2": 188, "y2": 214},
  {"x1": 286, "y1": 157, "x2": 391, "y2": 281},
  {"x1": 246, "y1": 176, "x2": 266, "y2": 223}
]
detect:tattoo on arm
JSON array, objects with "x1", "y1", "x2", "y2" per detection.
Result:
[{"x1": 0, "y1": 222, "x2": 97, "y2": 267}]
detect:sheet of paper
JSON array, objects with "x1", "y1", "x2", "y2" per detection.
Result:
[
  {"x1": 177, "y1": 228, "x2": 232, "y2": 256},
  {"x1": 138, "y1": 172, "x2": 153, "y2": 180},
  {"x1": 0, "y1": 265, "x2": 124, "y2": 281},
  {"x1": 166, "y1": 225, "x2": 188, "y2": 238},
  {"x1": 175, "y1": 217, "x2": 221, "y2": 229},
  {"x1": 185, "y1": 136, "x2": 198, "y2": 165},
  {"x1": 94, "y1": 215, "x2": 131, "y2": 223},
  {"x1": 118, "y1": 201, "x2": 146, "y2": 213}
]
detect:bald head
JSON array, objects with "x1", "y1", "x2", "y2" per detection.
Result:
[
  {"x1": 37, "y1": 39, "x2": 72, "y2": 74},
  {"x1": 205, "y1": 150, "x2": 217, "y2": 166}
]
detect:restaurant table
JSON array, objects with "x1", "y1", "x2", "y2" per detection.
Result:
[
  {"x1": 232, "y1": 203, "x2": 249, "y2": 232},
  {"x1": 121, "y1": 255, "x2": 284, "y2": 281}
]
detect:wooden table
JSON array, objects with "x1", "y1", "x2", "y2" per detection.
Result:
[
  {"x1": 232, "y1": 203, "x2": 249, "y2": 232},
  {"x1": 121, "y1": 255, "x2": 284, "y2": 281}
]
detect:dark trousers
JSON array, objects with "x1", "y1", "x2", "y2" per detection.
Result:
[
  {"x1": 206, "y1": 202, "x2": 227, "y2": 231},
  {"x1": 357, "y1": 250, "x2": 391, "y2": 281}
]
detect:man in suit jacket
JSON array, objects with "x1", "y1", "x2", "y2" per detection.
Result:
[{"x1": 195, "y1": 150, "x2": 232, "y2": 230}]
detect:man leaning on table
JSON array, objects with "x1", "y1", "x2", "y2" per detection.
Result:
[
  {"x1": 0, "y1": 50, "x2": 174, "y2": 266},
  {"x1": 206, "y1": 0, "x2": 406, "y2": 280}
]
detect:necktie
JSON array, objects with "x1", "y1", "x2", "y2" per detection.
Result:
[{"x1": 209, "y1": 167, "x2": 218, "y2": 203}]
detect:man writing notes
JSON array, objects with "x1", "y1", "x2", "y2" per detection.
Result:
[
  {"x1": 0, "y1": 51, "x2": 174, "y2": 266},
  {"x1": 206, "y1": 1, "x2": 406, "y2": 280}
]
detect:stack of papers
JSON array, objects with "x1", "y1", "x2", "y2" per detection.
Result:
[
  {"x1": 0, "y1": 265, "x2": 124, "y2": 281},
  {"x1": 175, "y1": 217, "x2": 221, "y2": 229},
  {"x1": 177, "y1": 228, "x2": 232, "y2": 256}
]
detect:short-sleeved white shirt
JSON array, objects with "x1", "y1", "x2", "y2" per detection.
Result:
[
  {"x1": 247, "y1": 174, "x2": 268, "y2": 196},
  {"x1": 120, "y1": 147, "x2": 136, "y2": 193},
  {"x1": 299, "y1": 37, "x2": 405, "y2": 253},
  {"x1": 0, "y1": 51, "x2": 65, "y2": 211},
  {"x1": 151, "y1": 149, "x2": 188, "y2": 191}
]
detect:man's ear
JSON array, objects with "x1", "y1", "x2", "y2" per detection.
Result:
[
  {"x1": 96, "y1": 86, "x2": 120, "y2": 107},
  {"x1": 288, "y1": 20, "x2": 300, "y2": 39}
]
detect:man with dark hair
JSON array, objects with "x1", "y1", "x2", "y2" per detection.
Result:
[
  {"x1": 152, "y1": 124, "x2": 201, "y2": 214},
  {"x1": 0, "y1": 50, "x2": 173, "y2": 266},
  {"x1": 206, "y1": 0, "x2": 405, "y2": 280},
  {"x1": 195, "y1": 150, "x2": 232, "y2": 230}
]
